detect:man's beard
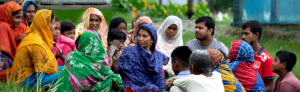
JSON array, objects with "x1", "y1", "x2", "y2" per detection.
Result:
[{"x1": 196, "y1": 32, "x2": 208, "y2": 41}]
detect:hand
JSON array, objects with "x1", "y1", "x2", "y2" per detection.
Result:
[
  {"x1": 55, "y1": 46, "x2": 65, "y2": 61},
  {"x1": 168, "y1": 77, "x2": 178, "y2": 87},
  {"x1": 16, "y1": 34, "x2": 26, "y2": 42}
]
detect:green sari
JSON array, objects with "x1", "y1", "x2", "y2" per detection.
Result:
[{"x1": 51, "y1": 30, "x2": 123, "y2": 92}]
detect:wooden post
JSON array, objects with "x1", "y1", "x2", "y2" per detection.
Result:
[
  {"x1": 186, "y1": 0, "x2": 194, "y2": 19},
  {"x1": 271, "y1": 0, "x2": 279, "y2": 23},
  {"x1": 233, "y1": 0, "x2": 243, "y2": 25}
]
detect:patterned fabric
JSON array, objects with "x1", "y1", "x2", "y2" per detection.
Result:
[
  {"x1": 125, "y1": 15, "x2": 152, "y2": 47},
  {"x1": 52, "y1": 31, "x2": 123, "y2": 92},
  {"x1": 228, "y1": 40, "x2": 265, "y2": 92},
  {"x1": 206, "y1": 49, "x2": 246, "y2": 92},
  {"x1": 116, "y1": 24, "x2": 169, "y2": 91},
  {"x1": 19, "y1": 0, "x2": 38, "y2": 27},
  {"x1": 10, "y1": 9, "x2": 58, "y2": 84},
  {"x1": 75, "y1": 8, "x2": 108, "y2": 49},
  {"x1": 0, "y1": 51, "x2": 13, "y2": 71}
]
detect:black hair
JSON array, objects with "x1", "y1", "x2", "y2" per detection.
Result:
[
  {"x1": 55, "y1": 17, "x2": 60, "y2": 22},
  {"x1": 138, "y1": 26, "x2": 152, "y2": 39},
  {"x1": 50, "y1": 11, "x2": 55, "y2": 22},
  {"x1": 28, "y1": 2, "x2": 37, "y2": 10},
  {"x1": 242, "y1": 20, "x2": 263, "y2": 41},
  {"x1": 60, "y1": 21, "x2": 75, "y2": 33},
  {"x1": 75, "y1": 35, "x2": 81, "y2": 49},
  {"x1": 195, "y1": 16, "x2": 215, "y2": 36},
  {"x1": 107, "y1": 28, "x2": 127, "y2": 46},
  {"x1": 276, "y1": 50, "x2": 297, "y2": 72},
  {"x1": 219, "y1": 50, "x2": 227, "y2": 60},
  {"x1": 12, "y1": 10, "x2": 22, "y2": 16},
  {"x1": 171, "y1": 46, "x2": 192, "y2": 68}
]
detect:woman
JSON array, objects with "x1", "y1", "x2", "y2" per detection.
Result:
[
  {"x1": 75, "y1": 8, "x2": 108, "y2": 49},
  {"x1": 52, "y1": 31, "x2": 123, "y2": 92},
  {"x1": 109, "y1": 17, "x2": 127, "y2": 33},
  {"x1": 228, "y1": 40, "x2": 265, "y2": 92},
  {"x1": 206, "y1": 49, "x2": 246, "y2": 92},
  {"x1": 112, "y1": 24, "x2": 169, "y2": 91},
  {"x1": 156, "y1": 16, "x2": 183, "y2": 74},
  {"x1": 19, "y1": 0, "x2": 38, "y2": 27},
  {"x1": 10, "y1": 9, "x2": 60, "y2": 87},
  {"x1": 0, "y1": 1, "x2": 27, "y2": 82},
  {"x1": 125, "y1": 15, "x2": 152, "y2": 47}
]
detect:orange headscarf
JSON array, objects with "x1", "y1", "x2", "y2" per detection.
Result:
[{"x1": 0, "y1": 1, "x2": 24, "y2": 58}]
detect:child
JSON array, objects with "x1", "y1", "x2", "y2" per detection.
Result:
[
  {"x1": 164, "y1": 46, "x2": 192, "y2": 91},
  {"x1": 170, "y1": 50, "x2": 224, "y2": 92},
  {"x1": 60, "y1": 21, "x2": 76, "y2": 40},
  {"x1": 107, "y1": 28, "x2": 127, "y2": 66},
  {"x1": 272, "y1": 50, "x2": 300, "y2": 92}
]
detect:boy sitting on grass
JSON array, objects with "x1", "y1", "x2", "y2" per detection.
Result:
[{"x1": 272, "y1": 50, "x2": 300, "y2": 92}]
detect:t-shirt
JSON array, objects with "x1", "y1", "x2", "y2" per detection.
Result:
[
  {"x1": 185, "y1": 38, "x2": 229, "y2": 56},
  {"x1": 272, "y1": 72, "x2": 300, "y2": 92},
  {"x1": 253, "y1": 46, "x2": 275, "y2": 85},
  {"x1": 173, "y1": 71, "x2": 225, "y2": 92}
]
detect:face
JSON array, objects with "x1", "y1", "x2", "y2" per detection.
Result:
[
  {"x1": 12, "y1": 11, "x2": 23, "y2": 28},
  {"x1": 165, "y1": 24, "x2": 178, "y2": 39},
  {"x1": 49, "y1": 17, "x2": 57, "y2": 39},
  {"x1": 52, "y1": 21, "x2": 61, "y2": 40},
  {"x1": 171, "y1": 59, "x2": 179, "y2": 75},
  {"x1": 242, "y1": 27, "x2": 256, "y2": 45},
  {"x1": 189, "y1": 64, "x2": 196, "y2": 74},
  {"x1": 109, "y1": 39, "x2": 125, "y2": 51},
  {"x1": 272, "y1": 56, "x2": 284, "y2": 72},
  {"x1": 25, "y1": 4, "x2": 36, "y2": 23},
  {"x1": 62, "y1": 29, "x2": 76, "y2": 40},
  {"x1": 195, "y1": 22, "x2": 211, "y2": 40},
  {"x1": 137, "y1": 29, "x2": 153, "y2": 49},
  {"x1": 117, "y1": 22, "x2": 127, "y2": 32},
  {"x1": 89, "y1": 14, "x2": 101, "y2": 31}
]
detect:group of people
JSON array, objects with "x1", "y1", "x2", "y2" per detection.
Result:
[{"x1": 0, "y1": 0, "x2": 299, "y2": 92}]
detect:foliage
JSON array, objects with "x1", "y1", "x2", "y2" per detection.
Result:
[{"x1": 207, "y1": 0, "x2": 234, "y2": 13}]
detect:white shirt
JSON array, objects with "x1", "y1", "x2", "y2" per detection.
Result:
[{"x1": 172, "y1": 71, "x2": 224, "y2": 92}]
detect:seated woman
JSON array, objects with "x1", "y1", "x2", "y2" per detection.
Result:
[
  {"x1": 75, "y1": 8, "x2": 108, "y2": 49},
  {"x1": 112, "y1": 24, "x2": 169, "y2": 91},
  {"x1": 109, "y1": 17, "x2": 127, "y2": 33},
  {"x1": 125, "y1": 15, "x2": 152, "y2": 47},
  {"x1": 206, "y1": 49, "x2": 246, "y2": 92},
  {"x1": 51, "y1": 31, "x2": 123, "y2": 91},
  {"x1": 156, "y1": 16, "x2": 183, "y2": 75},
  {"x1": 60, "y1": 21, "x2": 76, "y2": 40},
  {"x1": 10, "y1": 9, "x2": 60, "y2": 87},
  {"x1": 228, "y1": 40, "x2": 265, "y2": 92},
  {"x1": 0, "y1": 1, "x2": 27, "y2": 82},
  {"x1": 107, "y1": 28, "x2": 127, "y2": 66},
  {"x1": 19, "y1": 0, "x2": 38, "y2": 27}
]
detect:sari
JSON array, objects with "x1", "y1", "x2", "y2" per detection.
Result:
[
  {"x1": 228, "y1": 40, "x2": 265, "y2": 92},
  {"x1": 19, "y1": 0, "x2": 38, "y2": 27},
  {"x1": 206, "y1": 49, "x2": 246, "y2": 92},
  {"x1": 75, "y1": 8, "x2": 108, "y2": 49},
  {"x1": 156, "y1": 16, "x2": 183, "y2": 74},
  {"x1": 10, "y1": 9, "x2": 59, "y2": 85},
  {"x1": 51, "y1": 35, "x2": 76, "y2": 66},
  {"x1": 116, "y1": 24, "x2": 169, "y2": 92},
  {"x1": 0, "y1": 1, "x2": 26, "y2": 82},
  {"x1": 125, "y1": 15, "x2": 152, "y2": 47},
  {"x1": 52, "y1": 31, "x2": 123, "y2": 92}
]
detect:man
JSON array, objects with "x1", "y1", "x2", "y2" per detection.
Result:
[
  {"x1": 242, "y1": 20, "x2": 275, "y2": 92},
  {"x1": 185, "y1": 16, "x2": 228, "y2": 56}
]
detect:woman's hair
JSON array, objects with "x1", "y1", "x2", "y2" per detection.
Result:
[
  {"x1": 189, "y1": 50, "x2": 211, "y2": 74},
  {"x1": 28, "y1": 2, "x2": 37, "y2": 10},
  {"x1": 60, "y1": 21, "x2": 75, "y2": 33},
  {"x1": 75, "y1": 35, "x2": 81, "y2": 49},
  {"x1": 138, "y1": 26, "x2": 152, "y2": 40},
  {"x1": 50, "y1": 11, "x2": 55, "y2": 22},
  {"x1": 55, "y1": 17, "x2": 60, "y2": 22},
  {"x1": 107, "y1": 28, "x2": 127, "y2": 46},
  {"x1": 12, "y1": 10, "x2": 22, "y2": 16}
]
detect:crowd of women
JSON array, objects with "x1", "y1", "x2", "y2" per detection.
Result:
[{"x1": 1, "y1": 0, "x2": 299, "y2": 92}]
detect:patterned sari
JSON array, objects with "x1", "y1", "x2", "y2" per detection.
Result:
[
  {"x1": 206, "y1": 49, "x2": 246, "y2": 92},
  {"x1": 52, "y1": 31, "x2": 123, "y2": 92}
]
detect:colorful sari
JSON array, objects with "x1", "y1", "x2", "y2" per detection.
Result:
[
  {"x1": 206, "y1": 49, "x2": 246, "y2": 92},
  {"x1": 116, "y1": 24, "x2": 169, "y2": 92},
  {"x1": 228, "y1": 40, "x2": 265, "y2": 92},
  {"x1": 125, "y1": 15, "x2": 152, "y2": 47},
  {"x1": 52, "y1": 31, "x2": 123, "y2": 92},
  {"x1": 75, "y1": 8, "x2": 108, "y2": 49},
  {"x1": 10, "y1": 9, "x2": 59, "y2": 85},
  {"x1": 0, "y1": 1, "x2": 26, "y2": 82},
  {"x1": 19, "y1": 0, "x2": 38, "y2": 27}
]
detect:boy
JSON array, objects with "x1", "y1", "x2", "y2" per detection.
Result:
[
  {"x1": 272, "y1": 50, "x2": 300, "y2": 92},
  {"x1": 60, "y1": 21, "x2": 76, "y2": 40}
]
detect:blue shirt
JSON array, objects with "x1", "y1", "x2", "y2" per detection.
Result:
[{"x1": 168, "y1": 70, "x2": 191, "y2": 81}]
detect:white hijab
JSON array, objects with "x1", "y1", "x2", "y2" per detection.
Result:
[{"x1": 156, "y1": 16, "x2": 183, "y2": 74}]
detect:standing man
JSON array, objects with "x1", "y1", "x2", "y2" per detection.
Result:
[
  {"x1": 186, "y1": 16, "x2": 228, "y2": 56},
  {"x1": 241, "y1": 20, "x2": 274, "y2": 92}
]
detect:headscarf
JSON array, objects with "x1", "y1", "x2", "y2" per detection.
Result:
[
  {"x1": 118, "y1": 24, "x2": 169, "y2": 86},
  {"x1": 0, "y1": 1, "x2": 23, "y2": 58},
  {"x1": 75, "y1": 8, "x2": 108, "y2": 48},
  {"x1": 228, "y1": 40, "x2": 265, "y2": 92},
  {"x1": 11, "y1": 9, "x2": 58, "y2": 83},
  {"x1": 19, "y1": 0, "x2": 38, "y2": 27},
  {"x1": 125, "y1": 15, "x2": 152, "y2": 46},
  {"x1": 156, "y1": 16, "x2": 183, "y2": 74},
  {"x1": 109, "y1": 17, "x2": 127, "y2": 31},
  {"x1": 206, "y1": 49, "x2": 246, "y2": 92},
  {"x1": 52, "y1": 31, "x2": 123, "y2": 92}
]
